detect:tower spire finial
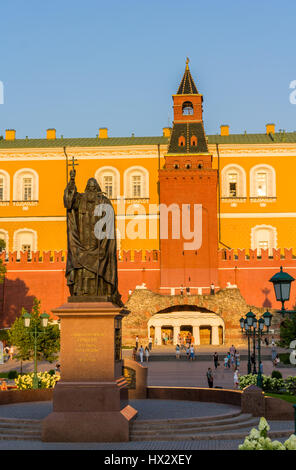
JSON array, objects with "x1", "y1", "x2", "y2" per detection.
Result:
[{"x1": 186, "y1": 57, "x2": 189, "y2": 70}]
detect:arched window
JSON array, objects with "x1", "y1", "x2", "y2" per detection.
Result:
[
  {"x1": 251, "y1": 225, "x2": 277, "y2": 255},
  {"x1": 95, "y1": 167, "x2": 120, "y2": 199},
  {"x1": 250, "y1": 164, "x2": 276, "y2": 198},
  {"x1": 174, "y1": 161, "x2": 180, "y2": 169},
  {"x1": 190, "y1": 135, "x2": 197, "y2": 146},
  {"x1": 178, "y1": 136, "x2": 185, "y2": 147},
  {"x1": 0, "y1": 170, "x2": 10, "y2": 201},
  {"x1": 221, "y1": 164, "x2": 246, "y2": 198},
  {"x1": 182, "y1": 101, "x2": 194, "y2": 115},
  {"x1": 13, "y1": 169, "x2": 39, "y2": 201},
  {"x1": 124, "y1": 166, "x2": 149, "y2": 199},
  {"x1": 13, "y1": 228, "x2": 37, "y2": 257},
  {"x1": 0, "y1": 229, "x2": 9, "y2": 252}
]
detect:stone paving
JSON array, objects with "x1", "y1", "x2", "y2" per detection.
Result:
[{"x1": 0, "y1": 347, "x2": 295, "y2": 451}]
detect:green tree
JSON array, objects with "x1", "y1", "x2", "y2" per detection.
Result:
[
  {"x1": 0, "y1": 239, "x2": 6, "y2": 284},
  {"x1": 9, "y1": 299, "x2": 60, "y2": 363},
  {"x1": 278, "y1": 313, "x2": 296, "y2": 348}
]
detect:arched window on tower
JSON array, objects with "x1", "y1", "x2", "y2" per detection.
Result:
[
  {"x1": 178, "y1": 136, "x2": 185, "y2": 147},
  {"x1": 190, "y1": 135, "x2": 197, "y2": 146},
  {"x1": 182, "y1": 101, "x2": 194, "y2": 115}
]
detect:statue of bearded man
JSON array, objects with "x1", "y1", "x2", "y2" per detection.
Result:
[{"x1": 64, "y1": 169, "x2": 122, "y2": 306}]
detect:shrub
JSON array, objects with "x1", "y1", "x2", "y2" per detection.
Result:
[
  {"x1": 7, "y1": 370, "x2": 18, "y2": 380},
  {"x1": 48, "y1": 369, "x2": 55, "y2": 376},
  {"x1": 14, "y1": 371, "x2": 60, "y2": 390},
  {"x1": 285, "y1": 376, "x2": 296, "y2": 396},
  {"x1": 239, "y1": 417, "x2": 296, "y2": 450},
  {"x1": 271, "y1": 370, "x2": 282, "y2": 379}
]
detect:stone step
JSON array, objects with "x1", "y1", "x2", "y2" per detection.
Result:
[
  {"x1": 0, "y1": 418, "x2": 42, "y2": 426},
  {"x1": 132, "y1": 414, "x2": 254, "y2": 431},
  {"x1": 0, "y1": 433, "x2": 41, "y2": 441},
  {"x1": 0, "y1": 427, "x2": 41, "y2": 437},
  {"x1": 132, "y1": 410, "x2": 243, "y2": 428},
  {"x1": 131, "y1": 426, "x2": 294, "y2": 442},
  {"x1": 131, "y1": 417, "x2": 259, "y2": 439}
]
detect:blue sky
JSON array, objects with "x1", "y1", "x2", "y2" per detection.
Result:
[{"x1": 0, "y1": 0, "x2": 295, "y2": 138}]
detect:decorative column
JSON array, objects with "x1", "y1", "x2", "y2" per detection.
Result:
[
  {"x1": 212, "y1": 325, "x2": 220, "y2": 345},
  {"x1": 155, "y1": 325, "x2": 162, "y2": 346},
  {"x1": 173, "y1": 325, "x2": 180, "y2": 345},
  {"x1": 193, "y1": 325, "x2": 200, "y2": 345}
]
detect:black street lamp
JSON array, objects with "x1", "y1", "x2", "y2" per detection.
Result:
[
  {"x1": 239, "y1": 310, "x2": 273, "y2": 387},
  {"x1": 269, "y1": 267, "x2": 295, "y2": 315}
]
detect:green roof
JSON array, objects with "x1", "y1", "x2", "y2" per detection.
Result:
[{"x1": 0, "y1": 132, "x2": 296, "y2": 149}]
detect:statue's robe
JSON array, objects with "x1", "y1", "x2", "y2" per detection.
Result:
[{"x1": 64, "y1": 182, "x2": 119, "y2": 298}]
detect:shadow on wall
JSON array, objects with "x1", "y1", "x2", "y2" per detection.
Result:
[
  {"x1": 262, "y1": 288, "x2": 272, "y2": 309},
  {"x1": 0, "y1": 277, "x2": 36, "y2": 327}
]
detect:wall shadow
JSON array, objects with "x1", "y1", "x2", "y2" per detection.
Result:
[{"x1": 0, "y1": 277, "x2": 36, "y2": 328}]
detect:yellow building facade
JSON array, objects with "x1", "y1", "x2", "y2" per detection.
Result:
[{"x1": 1, "y1": 113, "x2": 296, "y2": 257}]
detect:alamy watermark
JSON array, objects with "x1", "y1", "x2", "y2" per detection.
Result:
[{"x1": 93, "y1": 202, "x2": 203, "y2": 251}]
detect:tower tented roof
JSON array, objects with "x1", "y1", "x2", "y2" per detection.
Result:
[{"x1": 177, "y1": 59, "x2": 199, "y2": 95}]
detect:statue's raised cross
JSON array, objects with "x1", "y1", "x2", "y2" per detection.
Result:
[{"x1": 71, "y1": 155, "x2": 79, "y2": 173}]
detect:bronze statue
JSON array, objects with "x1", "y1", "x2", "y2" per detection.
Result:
[{"x1": 64, "y1": 169, "x2": 122, "y2": 306}]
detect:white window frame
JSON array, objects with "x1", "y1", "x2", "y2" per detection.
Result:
[
  {"x1": 251, "y1": 224, "x2": 277, "y2": 256},
  {"x1": 0, "y1": 229, "x2": 9, "y2": 252},
  {"x1": 13, "y1": 228, "x2": 38, "y2": 256},
  {"x1": 0, "y1": 170, "x2": 10, "y2": 201},
  {"x1": 13, "y1": 169, "x2": 39, "y2": 201},
  {"x1": 95, "y1": 166, "x2": 120, "y2": 199},
  {"x1": 221, "y1": 164, "x2": 246, "y2": 198},
  {"x1": 250, "y1": 164, "x2": 276, "y2": 198},
  {"x1": 124, "y1": 166, "x2": 149, "y2": 199}
]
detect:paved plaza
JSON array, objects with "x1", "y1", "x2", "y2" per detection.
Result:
[{"x1": 0, "y1": 345, "x2": 295, "y2": 450}]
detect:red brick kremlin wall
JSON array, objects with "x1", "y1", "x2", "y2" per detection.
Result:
[{"x1": 0, "y1": 248, "x2": 295, "y2": 327}]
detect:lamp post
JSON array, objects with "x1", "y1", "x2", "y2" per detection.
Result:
[
  {"x1": 269, "y1": 266, "x2": 295, "y2": 315},
  {"x1": 240, "y1": 310, "x2": 272, "y2": 386},
  {"x1": 23, "y1": 311, "x2": 50, "y2": 389}
]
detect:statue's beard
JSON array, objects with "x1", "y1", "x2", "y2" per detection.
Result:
[{"x1": 86, "y1": 191, "x2": 96, "y2": 202}]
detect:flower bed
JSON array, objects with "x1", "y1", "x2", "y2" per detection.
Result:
[
  {"x1": 239, "y1": 374, "x2": 296, "y2": 394},
  {"x1": 14, "y1": 371, "x2": 60, "y2": 390}
]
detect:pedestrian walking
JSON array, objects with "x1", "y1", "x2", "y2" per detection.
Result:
[
  {"x1": 213, "y1": 352, "x2": 219, "y2": 369},
  {"x1": 186, "y1": 345, "x2": 190, "y2": 360},
  {"x1": 235, "y1": 351, "x2": 240, "y2": 369},
  {"x1": 210, "y1": 282, "x2": 215, "y2": 295},
  {"x1": 145, "y1": 346, "x2": 149, "y2": 362},
  {"x1": 234, "y1": 369, "x2": 239, "y2": 389},
  {"x1": 135, "y1": 336, "x2": 139, "y2": 351},
  {"x1": 139, "y1": 345, "x2": 144, "y2": 363},
  {"x1": 224, "y1": 356, "x2": 228, "y2": 369},
  {"x1": 148, "y1": 337, "x2": 152, "y2": 351},
  {"x1": 227, "y1": 351, "x2": 231, "y2": 368},
  {"x1": 132, "y1": 347, "x2": 137, "y2": 361},
  {"x1": 206, "y1": 368, "x2": 214, "y2": 388},
  {"x1": 271, "y1": 346, "x2": 277, "y2": 363},
  {"x1": 189, "y1": 345, "x2": 195, "y2": 361},
  {"x1": 175, "y1": 344, "x2": 180, "y2": 359},
  {"x1": 259, "y1": 361, "x2": 263, "y2": 374}
]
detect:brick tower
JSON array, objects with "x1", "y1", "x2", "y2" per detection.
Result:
[{"x1": 159, "y1": 59, "x2": 219, "y2": 294}]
